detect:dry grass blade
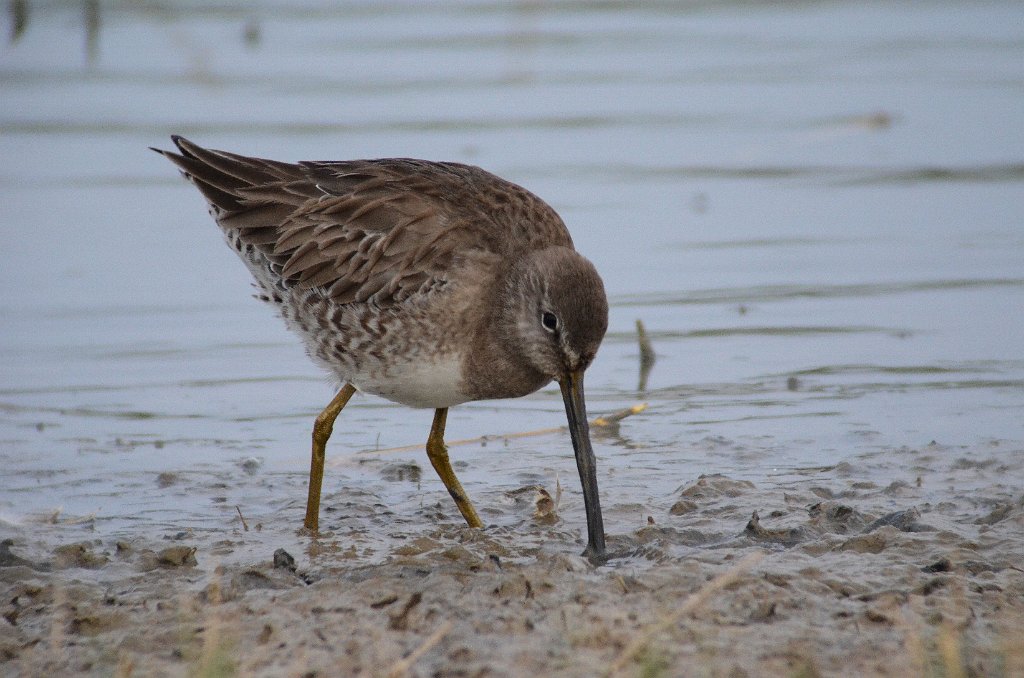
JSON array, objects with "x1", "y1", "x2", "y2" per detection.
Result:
[
  {"x1": 937, "y1": 621, "x2": 967, "y2": 678},
  {"x1": 387, "y1": 620, "x2": 454, "y2": 678},
  {"x1": 606, "y1": 551, "x2": 766, "y2": 676}
]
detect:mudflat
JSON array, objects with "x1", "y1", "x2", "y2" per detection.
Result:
[{"x1": 3, "y1": 438, "x2": 1021, "y2": 677}]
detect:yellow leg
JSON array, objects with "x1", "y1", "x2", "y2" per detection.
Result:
[
  {"x1": 426, "y1": 408, "x2": 483, "y2": 528},
  {"x1": 303, "y1": 383, "x2": 357, "y2": 532}
]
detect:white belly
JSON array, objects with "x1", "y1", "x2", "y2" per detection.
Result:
[{"x1": 353, "y1": 354, "x2": 470, "y2": 409}]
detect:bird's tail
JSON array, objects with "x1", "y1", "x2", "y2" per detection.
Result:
[{"x1": 151, "y1": 135, "x2": 301, "y2": 215}]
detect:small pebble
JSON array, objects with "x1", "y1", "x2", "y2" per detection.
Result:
[{"x1": 273, "y1": 548, "x2": 296, "y2": 572}]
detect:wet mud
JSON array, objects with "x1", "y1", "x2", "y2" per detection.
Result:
[{"x1": 2, "y1": 439, "x2": 1022, "y2": 677}]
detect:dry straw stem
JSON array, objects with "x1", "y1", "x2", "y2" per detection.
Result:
[
  {"x1": 113, "y1": 655, "x2": 135, "y2": 678},
  {"x1": 936, "y1": 621, "x2": 966, "y2": 678},
  {"x1": 1004, "y1": 611, "x2": 1024, "y2": 678},
  {"x1": 193, "y1": 566, "x2": 238, "y2": 678},
  {"x1": 48, "y1": 584, "x2": 67, "y2": 660},
  {"x1": 387, "y1": 620, "x2": 454, "y2": 678},
  {"x1": 896, "y1": 607, "x2": 928, "y2": 676},
  {"x1": 338, "y1": 403, "x2": 647, "y2": 462},
  {"x1": 606, "y1": 551, "x2": 766, "y2": 676}
]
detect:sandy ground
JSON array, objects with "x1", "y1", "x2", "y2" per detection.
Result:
[{"x1": 2, "y1": 439, "x2": 1023, "y2": 678}]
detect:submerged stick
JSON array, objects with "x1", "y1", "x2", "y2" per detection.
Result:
[
  {"x1": 593, "y1": 403, "x2": 648, "y2": 427},
  {"x1": 344, "y1": 403, "x2": 647, "y2": 461},
  {"x1": 636, "y1": 318, "x2": 656, "y2": 392},
  {"x1": 606, "y1": 551, "x2": 766, "y2": 676},
  {"x1": 235, "y1": 505, "x2": 249, "y2": 532},
  {"x1": 636, "y1": 319, "x2": 655, "y2": 370}
]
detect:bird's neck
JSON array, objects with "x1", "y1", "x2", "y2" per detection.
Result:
[{"x1": 462, "y1": 273, "x2": 549, "y2": 402}]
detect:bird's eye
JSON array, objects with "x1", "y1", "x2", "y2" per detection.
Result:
[{"x1": 541, "y1": 311, "x2": 559, "y2": 332}]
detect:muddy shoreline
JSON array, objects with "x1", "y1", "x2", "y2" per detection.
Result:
[{"x1": 3, "y1": 440, "x2": 1022, "y2": 677}]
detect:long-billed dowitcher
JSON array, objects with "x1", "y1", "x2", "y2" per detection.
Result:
[{"x1": 155, "y1": 136, "x2": 609, "y2": 559}]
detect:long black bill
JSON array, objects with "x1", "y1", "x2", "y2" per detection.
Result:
[{"x1": 559, "y1": 369, "x2": 607, "y2": 562}]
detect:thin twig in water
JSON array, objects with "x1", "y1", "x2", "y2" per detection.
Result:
[
  {"x1": 235, "y1": 506, "x2": 248, "y2": 531},
  {"x1": 606, "y1": 551, "x2": 765, "y2": 676},
  {"x1": 342, "y1": 404, "x2": 647, "y2": 462},
  {"x1": 636, "y1": 319, "x2": 656, "y2": 371},
  {"x1": 387, "y1": 620, "x2": 454, "y2": 678},
  {"x1": 636, "y1": 318, "x2": 656, "y2": 392}
]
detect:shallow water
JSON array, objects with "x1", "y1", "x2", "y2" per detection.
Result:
[{"x1": 1, "y1": 1, "x2": 1023, "y2": 568}]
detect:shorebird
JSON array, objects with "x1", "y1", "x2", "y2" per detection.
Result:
[{"x1": 155, "y1": 136, "x2": 609, "y2": 559}]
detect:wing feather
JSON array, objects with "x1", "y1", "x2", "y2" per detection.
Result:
[{"x1": 154, "y1": 136, "x2": 574, "y2": 306}]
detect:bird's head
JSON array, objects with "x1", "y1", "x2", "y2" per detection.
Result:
[
  {"x1": 505, "y1": 246, "x2": 609, "y2": 561},
  {"x1": 505, "y1": 246, "x2": 608, "y2": 382}
]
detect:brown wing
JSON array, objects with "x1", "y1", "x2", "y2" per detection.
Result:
[{"x1": 154, "y1": 136, "x2": 573, "y2": 305}]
